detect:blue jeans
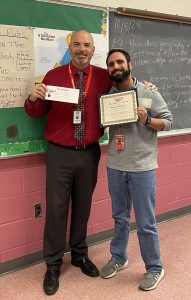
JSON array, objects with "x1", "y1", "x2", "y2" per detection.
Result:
[{"x1": 107, "y1": 167, "x2": 163, "y2": 273}]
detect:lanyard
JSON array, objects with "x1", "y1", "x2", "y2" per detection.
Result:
[{"x1": 68, "y1": 63, "x2": 92, "y2": 98}]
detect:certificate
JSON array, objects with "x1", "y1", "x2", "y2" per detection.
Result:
[
  {"x1": 100, "y1": 90, "x2": 138, "y2": 126},
  {"x1": 45, "y1": 85, "x2": 79, "y2": 104}
]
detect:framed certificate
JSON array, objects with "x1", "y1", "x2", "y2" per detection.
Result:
[{"x1": 99, "y1": 90, "x2": 138, "y2": 127}]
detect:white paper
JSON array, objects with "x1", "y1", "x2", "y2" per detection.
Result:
[
  {"x1": 33, "y1": 28, "x2": 109, "y2": 84},
  {"x1": 0, "y1": 25, "x2": 34, "y2": 108},
  {"x1": 45, "y1": 85, "x2": 79, "y2": 104},
  {"x1": 139, "y1": 98, "x2": 152, "y2": 108}
]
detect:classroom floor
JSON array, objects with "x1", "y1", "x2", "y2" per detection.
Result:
[{"x1": 1, "y1": 214, "x2": 191, "y2": 300}]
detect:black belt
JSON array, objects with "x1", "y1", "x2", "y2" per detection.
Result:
[{"x1": 49, "y1": 141, "x2": 99, "y2": 150}]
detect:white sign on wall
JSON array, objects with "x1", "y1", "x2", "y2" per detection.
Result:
[
  {"x1": 33, "y1": 28, "x2": 108, "y2": 84},
  {"x1": 0, "y1": 25, "x2": 34, "y2": 108}
]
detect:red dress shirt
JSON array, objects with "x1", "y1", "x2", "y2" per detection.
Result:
[{"x1": 24, "y1": 63, "x2": 112, "y2": 146}]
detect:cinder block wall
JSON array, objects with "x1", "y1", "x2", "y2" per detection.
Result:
[{"x1": 1, "y1": 134, "x2": 191, "y2": 263}]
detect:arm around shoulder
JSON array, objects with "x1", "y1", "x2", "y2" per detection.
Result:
[{"x1": 149, "y1": 91, "x2": 173, "y2": 131}]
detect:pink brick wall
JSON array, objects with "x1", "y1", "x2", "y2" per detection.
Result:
[
  {"x1": 1, "y1": 135, "x2": 191, "y2": 263},
  {"x1": 156, "y1": 135, "x2": 191, "y2": 214}
]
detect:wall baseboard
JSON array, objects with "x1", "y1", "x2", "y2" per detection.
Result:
[{"x1": 1, "y1": 205, "x2": 191, "y2": 276}]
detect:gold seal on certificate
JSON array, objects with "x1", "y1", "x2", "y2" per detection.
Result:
[{"x1": 100, "y1": 90, "x2": 138, "y2": 126}]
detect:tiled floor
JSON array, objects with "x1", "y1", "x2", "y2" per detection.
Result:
[{"x1": 1, "y1": 214, "x2": 191, "y2": 300}]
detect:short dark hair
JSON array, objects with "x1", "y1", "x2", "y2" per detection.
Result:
[{"x1": 106, "y1": 48, "x2": 131, "y2": 66}]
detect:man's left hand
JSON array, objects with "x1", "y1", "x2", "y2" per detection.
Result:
[{"x1": 137, "y1": 107, "x2": 148, "y2": 124}]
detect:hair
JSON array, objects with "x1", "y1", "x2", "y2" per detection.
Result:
[
  {"x1": 106, "y1": 48, "x2": 131, "y2": 66},
  {"x1": 70, "y1": 29, "x2": 94, "y2": 46}
]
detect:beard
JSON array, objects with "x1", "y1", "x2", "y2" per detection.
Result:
[{"x1": 109, "y1": 68, "x2": 131, "y2": 83}]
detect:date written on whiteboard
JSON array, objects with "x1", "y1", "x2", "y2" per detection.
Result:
[{"x1": 114, "y1": 18, "x2": 141, "y2": 34}]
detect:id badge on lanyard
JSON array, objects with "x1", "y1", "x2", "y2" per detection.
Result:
[
  {"x1": 115, "y1": 135, "x2": 125, "y2": 150},
  {"x1": 73, "y1": 110, "x2": 82, "y2": 124}
]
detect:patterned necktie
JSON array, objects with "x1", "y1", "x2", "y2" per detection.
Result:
[{"x1": 74, "y1": 71, "x2": 85, "y2": 142}]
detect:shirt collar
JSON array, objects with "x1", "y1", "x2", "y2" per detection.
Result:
[{"x1": 69, "y1": 62, "x2": 90, "y2": 75}]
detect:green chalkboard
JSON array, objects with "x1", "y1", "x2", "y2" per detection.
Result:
[{"x1": 0, "y1": 0, "x2": 106, "y2": 157}]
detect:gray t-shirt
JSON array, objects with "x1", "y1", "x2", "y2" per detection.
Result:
[{"x1": 107, "y1": 78, "x2": 173, "y2": 172}]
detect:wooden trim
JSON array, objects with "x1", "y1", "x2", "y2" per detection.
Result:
[{"x1": 117, "y1": 7, "x2": 191, "y2": 24}]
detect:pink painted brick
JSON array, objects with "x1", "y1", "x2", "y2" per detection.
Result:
[
  {"x1": 23, "y1": 165, "x2": 46, "y2": 193},
  {"x1": 171, "y1": 143, "x2": 191, "y2": 164},
  {"x1": 157, "y1": 135, "x2": 184, "y2": 147},
  {"x1": 88, "y1": 199, "x2": 112, "y2": 226},
  {"x1": 0, "y1": 191, "x2": 45, "y2": 225},
  {"x1": 98, "y1": 145, "x2": 108, "y2": 179},
  {"x1": 170, "y1": 182, "x2": 182, "y2": 202},
  {"x1": 0, "y1": 195, "x2": 30, "y2": 225},
  {"x1": 0, "y1": 154, "x2": 45, "y2": 172},
  {"x1": 91, "y1": 219, "x2": 114, "y2": 235},
  {"x1": 158, "y1": 146, "x2": 171, "y2": 167},
  {"x1": 27, "y1": 216, "x2": 45, "y2": 243},
  {"x1": 0, "y1": 240, "x2": 43, "y2": 263},
  {"x1": 156, "y1": 185, "x2": 171, "y2": 205},
  {"x1": 92, "y1": 178, "x2": 110, "y2": 202},
  {"x1": 156, "y1": 197, "x2": 191, "y2": 215},
  {"x1": 131, "y1": 212, "x2": 136, "y2": 222},
  {"x1": 183, "y1": 161, "x2": 191, "y2": 180},
  {"x1": 66, "y1": 206, "x2": 71, "y2": 233},
  {"x1": 86, "y1": 225, "x2": 92, "y2": 236},
  {"x1": 0, "y1": 170, "x2": 23, "y2": 198},
  {"x1": 0, "y1": 220, "x2": 28, "y2": 252},
  {"x1": 29, "y1": 191, "x2": 46, "y2": 216},
  {"x1": 183, "y1": 135, "x2": 191, "y2": 143},
  {"x1": 156, "y1": 163, "x2": 183, "y2": 186},
  {"x1": 181, "y1": 179, "x2": 191, "y2": 199}
]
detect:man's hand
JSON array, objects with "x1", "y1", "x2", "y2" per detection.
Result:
[
  {"x1": 137, "y1": 106, "x2": 166, "y2": 131},
  {"x1": 29, "y1": 83, "x2": 48, "y2": 102},
  {"x1": 137, "y1": 106, "x2": 148, "y2": 124},
  {"x1": 143, "y1": 80, "x2": 158, "y2": 91}
]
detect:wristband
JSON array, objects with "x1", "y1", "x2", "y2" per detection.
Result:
[{"x1": 145, "y1": 115, "x2": 151, "y2": 126}]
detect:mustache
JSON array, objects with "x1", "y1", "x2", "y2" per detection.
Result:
[
  {"x1": 111, "y1": 68, "x2": 124, "y2": 74},
  {"x1": 109, "y1": 68, "x2": 131, "y2": 83}
]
